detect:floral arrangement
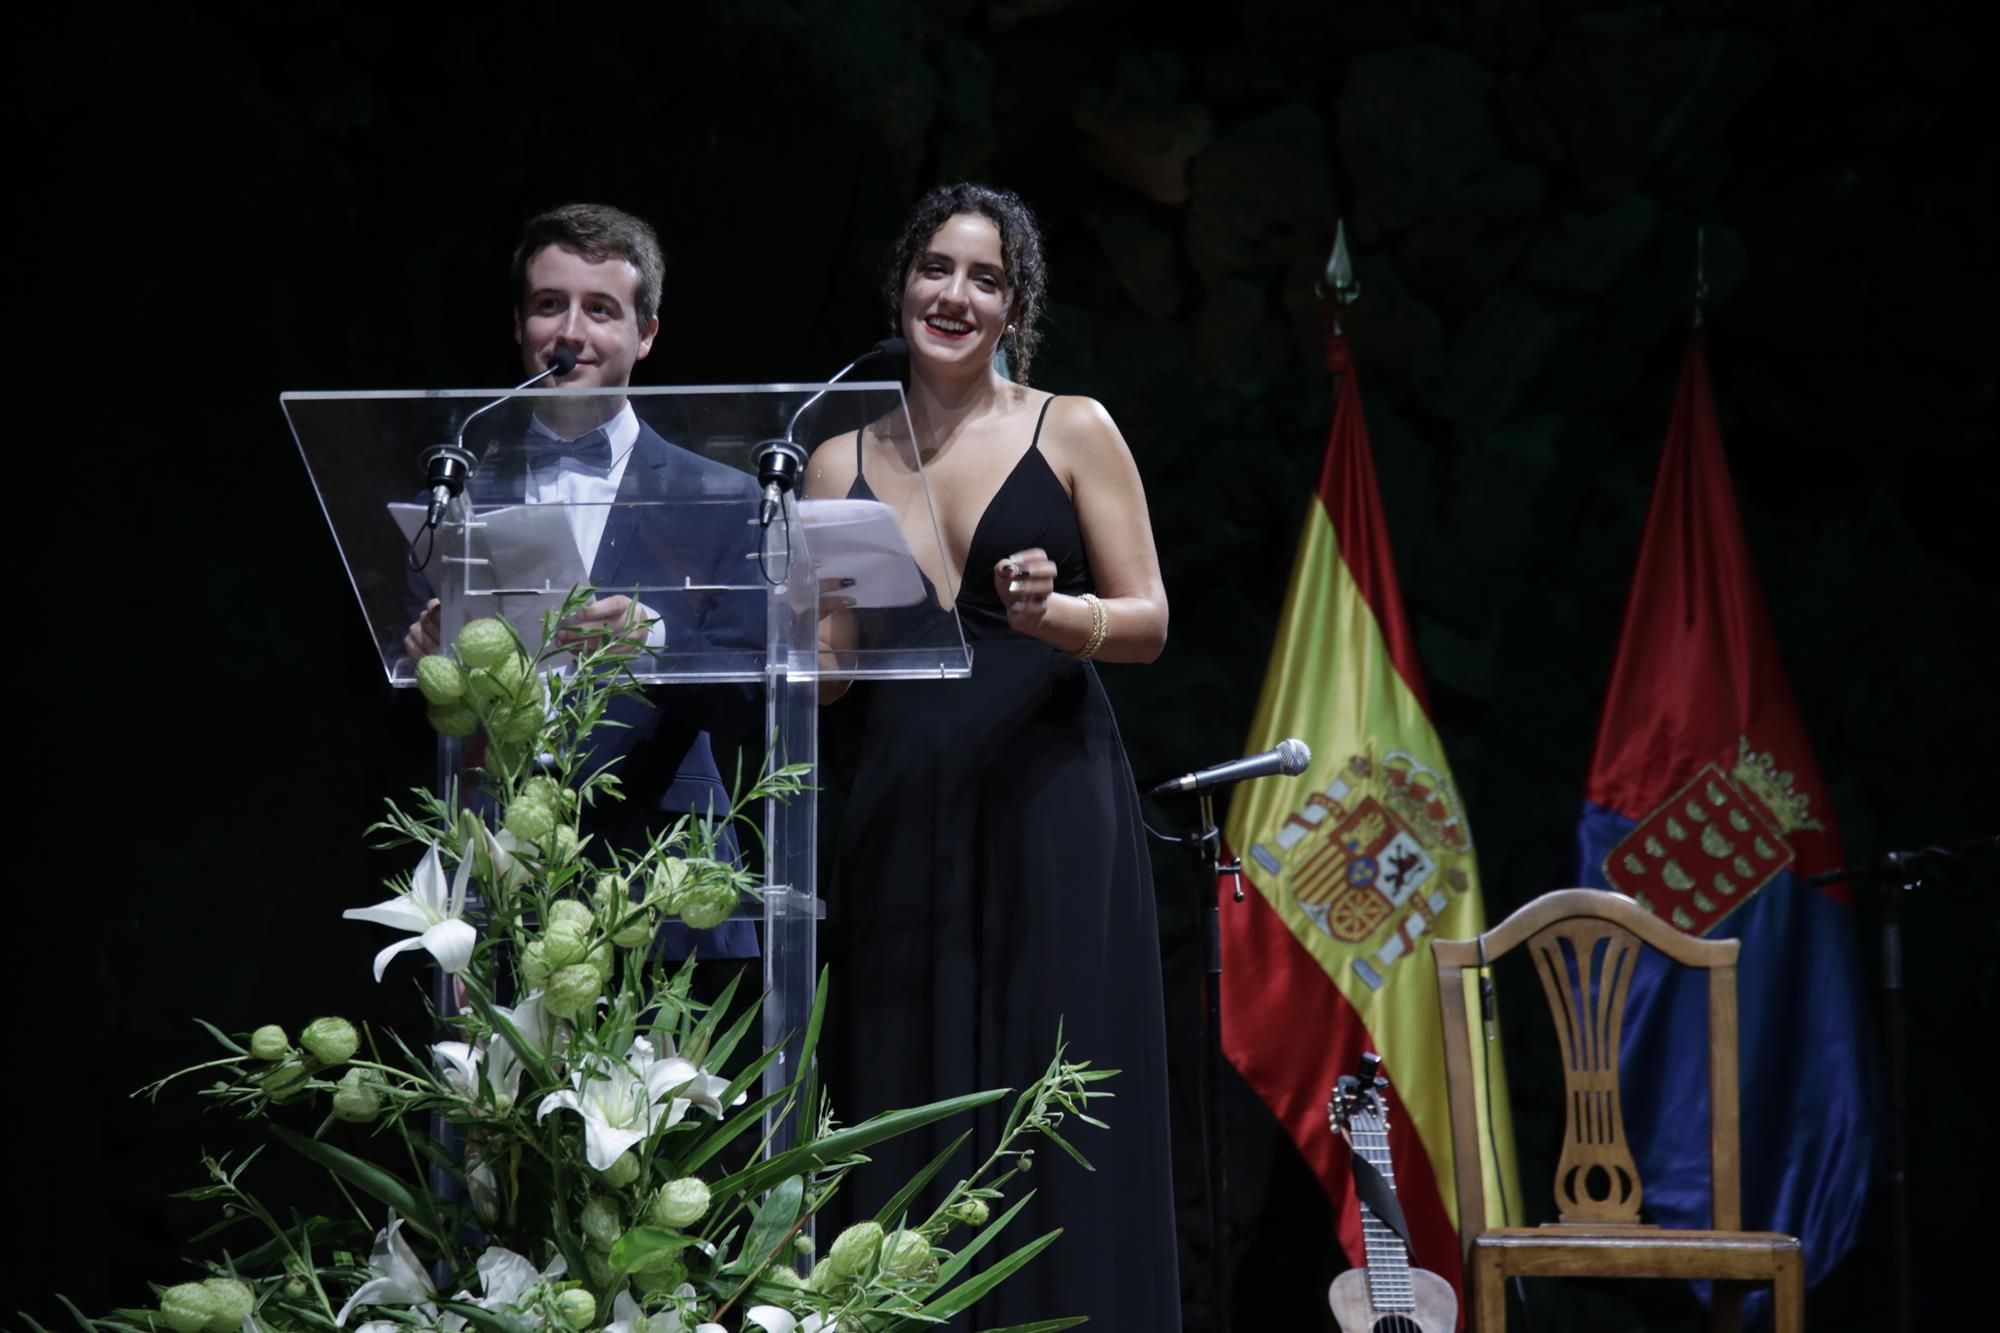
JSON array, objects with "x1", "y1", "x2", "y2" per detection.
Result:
[{"x1": 44, "y1": 595, "x2": 1104, "y2": 1333}]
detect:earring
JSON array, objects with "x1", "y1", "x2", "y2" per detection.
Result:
[{"x1": 1005, "y1": 323, "x2": 1017, "y2": 336}]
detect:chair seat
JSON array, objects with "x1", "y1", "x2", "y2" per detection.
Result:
[{"x1": 1478, "y1": 1227, "x2": 1801, "y2": 1280}]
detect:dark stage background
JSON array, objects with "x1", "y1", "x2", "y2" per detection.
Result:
[{"x1": 13, "y1": 3, "x2": 1993, "y2": 1330}]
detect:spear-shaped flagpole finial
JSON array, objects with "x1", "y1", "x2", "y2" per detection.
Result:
[
  {"x1": 1694, "y1": 224, "x2": 1709, "y2": 328},
  {"x1": 1322, "y1": 218, "x2": 1360, "y2": 331}
]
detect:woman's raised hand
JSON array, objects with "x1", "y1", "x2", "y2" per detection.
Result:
[{"x1": 996, "y1": 547, "x2": 1056, "y2": 633}]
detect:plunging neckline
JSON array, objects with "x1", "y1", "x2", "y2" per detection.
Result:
[{"x1": 849, "y1": 401, "x2": 1061, "y2": 610}]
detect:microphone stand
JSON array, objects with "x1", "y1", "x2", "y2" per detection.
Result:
[
  {"x1": 1803, "y1": 833, "x2": 1997, "y2": 1333},
  {"x1": 1177, "y1": 788, "x2": 1238, "y2": 1332}
]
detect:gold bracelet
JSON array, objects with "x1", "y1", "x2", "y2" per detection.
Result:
[{"x1": 1071, "y1": 592, "x2": 1109, "y2": 661}]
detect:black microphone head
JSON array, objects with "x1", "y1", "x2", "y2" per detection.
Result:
[
  {"x1": 873, "y1": 336, "x2": 909, "y2": 361},
  {"x1": 1276, "y1": 738, "x2": 1313, "y2": 776},
  {"x1": 547, "y1": 346, "x2": 578, "y2": 376}
]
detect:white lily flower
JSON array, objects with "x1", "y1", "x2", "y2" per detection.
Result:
[
  {"x1": 345, "y1": 842, "x2": 476, "y2": 982},
  {"x1": 490, "y1": 989, "x2": 556, "y2": 1099},
  {"x1": 335, "y1": 1214, "x2": 437, "y2": 1327},
  {"x1": 465, "y1": 1157, "x2": 501, "y2": 1226},
  {"x1": 432, "y1": 1040, "x2": 483, "y2": 1100},
  {"x1": 484, "y1": 823, "x2": 534, "y2": 890},
  {"x1": 474, "y1": 1244, "x2": 567, "y2": 1311},
  {"x1": 433, "y1": 990, "x2": 552, "y2": 1114},
  {"x1": 605, "y1": 1287, "x2": 710, "y2": 1333},
  {"x1": 745, "y1": 1308, "x2": 830, "y2": 1333},
  {"x1": 536, "y1": 1034, "x2": 736, "y2": 1171}
]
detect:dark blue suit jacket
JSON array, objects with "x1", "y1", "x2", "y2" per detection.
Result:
[{"x1": 432, "y1": 413, "x2": 765, "y2": 957}]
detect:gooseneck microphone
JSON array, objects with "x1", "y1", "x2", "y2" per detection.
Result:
[
  {"x1": 1146, "y1": 738, "x2": 1313, "y2": 801},
  {"x1": 420, "y1": 347, "x2": 578, "y2": 531},
  {"x1": 755, "y1": 337, "x2": 909, "y2": 526}
]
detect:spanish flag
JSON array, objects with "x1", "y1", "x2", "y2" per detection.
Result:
[{"x1": 1220, "y1": 331, "x2": 1518, "y2": 1301}]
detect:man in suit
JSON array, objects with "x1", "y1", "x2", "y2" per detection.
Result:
[{"x1": 405, "y1": 202, "x2": 759, "y2": 958}]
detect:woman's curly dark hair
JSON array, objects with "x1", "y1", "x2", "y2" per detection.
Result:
[{"x1": 881, "y1": 182, "x2": 1048, "y2": 383}]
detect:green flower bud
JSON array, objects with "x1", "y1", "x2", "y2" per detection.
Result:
[
  {"x1": 946, "y1": 1197, "x2": 990, "y2": 1228},
  {"x1": 455, "y1": 618, "x2": 519, "y2": 672},
  {"x1": 541, "y1": 919, "x2": 590, "y2": 970},
  {"x1": 283, "y1": 1276, "x2": 308, "y2": 1299},
  {"x1": 579, "y1": 1195, "x2": 622, "y2": 1252},
  {"x1": 259, "y1": 1060, "x2": 308, "y2": 1101},
  {"x1": 487, "y1": 701, "x2": 543, "y2": 750},
  {"x1": 822, "y1": 1221, "x2": 883, "y2": 1280},
  {"x1": 761, "y1": 1264, "x2": 804, "y2": 1288},
  {"x1": 648, "y1": 1176, "x2": 711, "y2": 1229},
  {"x1": 675, "y1": 876, "x2": 739, "y2": 932},
  {"x1": 883, "y1": 1230, "x2": 933, "y2": 1280},
  {"x1": 505, "y1": 791, "x2": 558, "y2": 844},
  {"x1": 467, "y1": 653, "x2": 533, "y2": 713},
  {"x1": 520, "y1": 939, "x2": 552, "y2": 989},
  {"x1": 543, "y1": 963, "x2": 603, "y2": 1020},
  {"x1": 596, "y1": 875, "x2": 655, "y2": 948},
  {"x1": 158, "y1": 1282, "x2": 216, "y2": 1333},
  {"x1": 553, "y1": 1288, "x2": 596, "y2": 1330},
  {"x1": 331, "y1": 1068, "x2": 381, "y2": 1124},
  {"x1": 200, "y1": 1277, "x2": 255, "y2": 1333},
  {"x1": 648, "y1": 858, "x2": 690, "y2": 911},
  {"x1": 634, "y1": 1259, "x2": 689, "y2": 1300},
  {"x1": 300, "y1": 1016, "x2": 359, "y2": 1066},
  {"x1": 793, "y1": 1233, "x2": 814, "y2": 1255},
  {"x1": 248, "y1": 1025, "x2": 289, "y2": 1061},
  {"x1": 427, "y1": 700, "x2": 480, "y2": 738},
  {"x1": 416, "y1": 654, "x2": 468, "y2": 705},
  {"x1": 598, "y1": 1151, "x2": 642, "y2": 1188},
  {"x1": 547, "y1": 896, "x2": 593, "y2": 933},
  {"x1": 548, "y1": 824, "x2": 580, "y2": 866}
]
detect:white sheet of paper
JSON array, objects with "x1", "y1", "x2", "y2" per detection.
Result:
[
  {"x1": 390, "y1": 501, "x2": 590, "y2": 651},
  {"x1": 797, "y1": 498, "x2": 929, "y2": 607}
]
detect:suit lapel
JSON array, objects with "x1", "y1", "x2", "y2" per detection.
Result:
[{"x1": 590, "y1": 422, "x2": 672, "y2": 588}]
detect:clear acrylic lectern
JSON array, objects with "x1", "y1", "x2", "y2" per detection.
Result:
[{"x1": 282, "y1": 383, "x2": 970, "y2": 1155}]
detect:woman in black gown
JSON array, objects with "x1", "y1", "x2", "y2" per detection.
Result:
[{"x1": 809, "y1": 183, "x2": 1180, "y2": 1329}]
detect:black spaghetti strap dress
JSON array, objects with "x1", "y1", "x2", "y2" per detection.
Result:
[{"x1": 825, "y1": 397, "x2": 1181, "y2": 1329}]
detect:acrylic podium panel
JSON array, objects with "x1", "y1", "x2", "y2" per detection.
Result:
[{"x1": 282, "y1": 383, "x2": 970, "y2": 1154}]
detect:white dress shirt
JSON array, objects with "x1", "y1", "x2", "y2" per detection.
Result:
[{"x1": 523, "y1": 402, "x2": 665, "y2": 650}]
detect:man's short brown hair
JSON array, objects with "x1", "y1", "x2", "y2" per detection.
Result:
[{"x1": 512, "y1": 202, "x2": 665, "y2": 320}]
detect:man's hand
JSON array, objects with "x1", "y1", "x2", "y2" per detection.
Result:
[
  {"x1": 557, "y1": 595, "x2": 654, "y2": 655},
  {"x1": 404, "y1": 599, "x2": 442, "y2": 659}
]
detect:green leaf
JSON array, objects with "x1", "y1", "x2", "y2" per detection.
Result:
[
  {"x1": 1036, "y1": 1124, "x2": 1096, "y2": 1172},
  {"x1": 714, "y1": 1088, "x2": 1007, "y2": 1199},
  {"x1": 918, "y1": 1227, "x2": 1065, "y2": 1318},
  {"x1": 437, "y1": 1299, "x2": 538, "y2": 1333},
  {"x1": 931, "y1": 1190, "x2": 1036, "y2": 1288},
  {"x1": 675, "y1": 1086, "x2": 790, "y2": 1176},
  {"x1": 873, "y1": 1130, "x2": 971, "y2": 1230},
  {"x1": 607, "y1": 1226, "x2": 700, "y2": 1278},
  {"x1": 193, "y1": 1018, "x2": 249, "y2": 1057},
  {"x1": 978, "y1": 1322, "x2": 1089, "y2": 1333},
  {"x1": 269, "y1": 1125, "x2": 441, "y2": 1244},
  {"x1": 735, "y1": 1173, "x2": 804, "y2": 1272}
]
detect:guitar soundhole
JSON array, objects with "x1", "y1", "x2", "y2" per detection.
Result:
[{"x1": 1371, "y1": 1317, "x2": 1425, "y2": 1333}]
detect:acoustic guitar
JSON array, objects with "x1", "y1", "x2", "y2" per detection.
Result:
[{"x1": 1326, "y1": 1053, "x2": 1457, "y2": 1333}]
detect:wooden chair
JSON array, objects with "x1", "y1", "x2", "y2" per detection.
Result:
[{"x1": 1432, "y1": 888, "x2": 1803, "y2": 1332}]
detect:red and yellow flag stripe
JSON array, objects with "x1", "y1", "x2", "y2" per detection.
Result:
[{"x1": 1220, "y1": 335, "x2": 1518, "y2": 1296}]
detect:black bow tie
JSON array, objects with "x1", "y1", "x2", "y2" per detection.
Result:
[{"x1": 526, "y1": 428, "x2": 614, "y2": 480}]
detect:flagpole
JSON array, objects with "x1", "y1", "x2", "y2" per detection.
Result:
[{"x1": 1803, "y1": 834, "x2": 1997, "y2": 1333}]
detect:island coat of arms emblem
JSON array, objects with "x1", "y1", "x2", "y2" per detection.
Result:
[{"x1": 1603, "y1": 736, "x2": 1825, "y2": 935}]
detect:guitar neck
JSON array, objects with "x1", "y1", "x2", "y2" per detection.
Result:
[{"x1": 1353, "y1": 1121, "x2": 1416, "y2": 1313}]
